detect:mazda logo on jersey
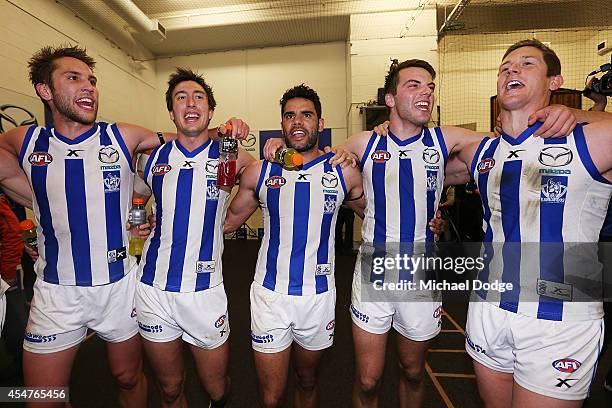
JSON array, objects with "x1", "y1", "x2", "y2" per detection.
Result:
[
  {"x1": 371, "y1": 150, "x2": 391, "y2": 163},
  {"x1": 538, "y1": 146, "x2": 573, "y2": 167},
  {"x1": 99, "y1": 146, "x2": 119, "y2": 163},
  {"x1": 265, "y1": 176, "x2": 286, "y2": 189},
  {"x1": 205, "y1": 159, "x2": 218, "y2": 174},
  {"x1": 28, "y1": 152, "x2": 53, "y2": 166},
  {"x1": 240, "y1": 133, "x2": 257, "y2": 148},
  {"x1": 422, "y1": 148, "x2": 440, "y2": 164},
  {"x1": 152, "y1": 164, "x2": 171, "y2": 175},
  {"x1": 321, "y1": 172, "x2": 338, "y2": 188},
  {"x1": 477, "y1": 158, "x2": 495, "y2": 173}
]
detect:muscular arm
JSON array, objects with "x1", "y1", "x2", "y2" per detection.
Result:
[
  {"x1": 572, "y1": 109, "x2": 612, "y2": 124},
  {"x1": 340, "y1": 131, "x2": 372, "y2": 163},
  {"x1": 0, "y1": 127, "x2": 33, "y2": 207},
  {"x1": 224, "y1": 161, "x2": 262, "y2": 233},
  {"x1": 583, "y1": 120, "x2": 612, "y2": 181},
  {"x1": 341, "y1": 165, "x2": 365, "y2": 218}
]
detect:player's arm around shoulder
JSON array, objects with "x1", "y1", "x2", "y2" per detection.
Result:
[
  {"x1": 341, "y1": 164, "x2": 365, "y2": 218},
  {"x1": 340, "y1": 130, "x2": 374, "y2": 165},
  {"x1": 440, "y1": 126, "x2": 489, "y2": 179},
  {"x1": 236, "y1": 147, "x2": 256, "y2": 177},
  {"x1": 224, "y1": 160, "x2": 263, "y2": 233},
  {"x1": 0, "y1": 127, "x2": 33, "y2": 208},
  {"x1": 582, "y1": 119, "x2": 612, "y2": 179},
  {"x1": 116, "y1": 122, "x2": 176, "y2": 155}
]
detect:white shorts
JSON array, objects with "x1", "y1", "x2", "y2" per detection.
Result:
[
  {"x1": 466, "y1": 301, "x2": 604, "y2": 400},
  {"x1": 24, "y1": 267, "x2": 138, "y2": 353},
  {"x1": 136, "y1": 281, "x2": 229, "y2": 349},
  {"x1": 350, "y1": 273, "x2": 442, "y2": 341},
  {"x1": 250, "y1": 282, "x2": 336, "y2": 353}
]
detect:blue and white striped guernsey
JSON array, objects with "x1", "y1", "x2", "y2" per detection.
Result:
[
  {"x1": 358, "y1": 127, "x2": 448, "y2": 282},
  {"x1": 254, "y1": 152, "x2": 346, "y2": 296},
  {"x1": 19, "y1": 123, "x2": 135, "y2": 286},
  {"x1": 140, "y1": 139, "x2": 229, "y2": 292},
  {"x1": 471, "y1": 123, "x2": 612, "y2": 321}
]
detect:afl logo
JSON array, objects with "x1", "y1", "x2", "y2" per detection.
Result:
[
  {"x1": 265, "y1": 176, "x2": 286, "y2": 189},
  {"x1": 214, "y1": 314, "x2": 227, "y2": 328},
  {"x1": 552, "y1": 358, "x2": 581, "y2": 373},
  {"x1": 433, "y1": 306, "x2": 442, "y2": 319},
  {"x1": 326, "y1": 320, "x2": 335, "y2": 330},
  {"x1": 539, "y1": 146, "x2": 573, "y2": 167},
  {"x1": 152, "y1": 164, "x2": 172, "y2": 175},
  {"x1": 28, "y1": 152, "x2": 53, "y2": 166},
  {"x1": 422, "y1": 148, "x2": 440, "y2": 164},
  {"x1": 477, "y1": 158, "x2": 495, "y2": 173},
  {"x1": 371, "y1": 150, "x2": 391, "y2": 163}
]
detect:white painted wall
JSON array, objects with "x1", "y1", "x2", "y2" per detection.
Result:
[
  {"x1": 154, "y1": 41, "x2": 348, "y2": 153},
  {"x1": 0, "y1": 0, "x2": 157, "y2": 130}
]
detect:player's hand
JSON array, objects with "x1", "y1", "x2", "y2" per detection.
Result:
[
  {"x1": 24, "y1": 245, "x2": 39, "y2": 262},
  {"x1": 126, "y1": 222, "x2": 151, "y2": 239},
  {"x1": 493, "y1": 115, "x2": 502, "y2": 138},
  {"x1": 218, "y1": 118, "x2": 250, "y2": 140},
  {"x1": 428, "y1": 210, "x2": 446, "y2": 241},
  {"x1": 373, "y1": 121, "x2": 390, "y2": 136},
  {"x1": 529, "y1": 105, "x2": 576, "y2": 138},
  {"x1": 323, "y1": 146, "x2": 357, "y2": 168},
  {"x1": 263, "y1": 138, "x2": 286, "y2": 161}
]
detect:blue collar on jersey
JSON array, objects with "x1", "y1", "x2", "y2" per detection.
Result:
[
  {"x1": 50, "y1": 122, "x2": 99, "y2": 145},
  {"x1": 175, "y1": 138, "x2": 212, "y2": 158},
  {"x1": 302, "y1": 151, "x2": 334, "y2": 170},
  {"x1": 387, "y1": 129, "x2": 422, "y2": 146},
  {"x1": 501, "y1": 121, "x2": 543, "y2": 146}
]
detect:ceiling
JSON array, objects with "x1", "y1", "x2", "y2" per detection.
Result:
[{"x1": 59, "y1": 0, "x2": 612, "y2": 58}]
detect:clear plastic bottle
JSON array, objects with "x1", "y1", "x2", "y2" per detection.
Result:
[
  {"x1": 20, "y1": 219, "x2": 37, "y2": 248},
  {"x1": 128, "y1": 197, "x2": 147, "y2": 257},
  {"x1": 217, "y1": 123, "x2": 238, "y2": 187},
  {"x1": 274, "y1": 147, "x2": 303, "y2": 170}
]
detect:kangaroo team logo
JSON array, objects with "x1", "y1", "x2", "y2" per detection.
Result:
[
  {"x1": 426, "y1": 174, "x2": 437, "y2": 191},
  {"x1": 540, "y1": 177, "x2": 567, "y2": 204},
  {"x1": 324, "y1": 196, "x2": 337, "y2": 214},
  {"x1": 103, "y1": 173, "x2": 121, "y2": 193},
  {"x1": 99, "y1": 146, "x2": 119, "y2": 163},
  {"x1": 206, "y1": 181, "x2": 219, "y2": 201}
]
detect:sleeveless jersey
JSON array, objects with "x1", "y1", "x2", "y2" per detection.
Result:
[
  {"x1": 471, "y1": 123, "x2": 612, "y2": 321},
  {"x1": 358, "y1": 127, "x2": 447, "y2": 283},
  {"x1": 254, "y1": 153, "x2": 346, "y2": 296},
  {"x1": 140, "y1": 139, "x2": 228, "y2": 292},
  {"x1": 19, "y1": 123, "x2": 135, "y2": 286}
]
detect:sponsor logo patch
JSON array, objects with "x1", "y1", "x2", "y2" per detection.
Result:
[
  {"x1": 206, "y1": 180, "x2": 219, "y2": 201},
  {"x1": 539, "y1": 146, "x2": 573, "y2": 167},
  {"x1": 251, "y1": 332, "x2": 274, "y2": 344},
  {"x1": 540, "y1": 177, "x2": 567, "y2": 204},
  {"x1": 138, "y1": 322, "x2": 163, "y2": 333},
  {"x1": 316, "y1": 263, "x2": 332, "y2": 275},
  {"x1": 214, "y1": 314, "x2": 227, "y2": 328},
  {"x1": 196, "y1": 260, "x2": 216, "y2": 273},
  {"x1": 24, "y1": 332, "x2": 57, "y2": 343},
  {"x1": 422, "y1": 148, "x2": 440, "y2": 164},
  {"x1": 321, "y1": 172, "x2": 338, "y2": 188},
  {"x1": 350, "y1": 304, "x2": 369, "y2": 323},
  {"x1": 103, "y1": 173, "x2": 121, "y2": 193},
  {"x1": 433, "y1": 306, "x2": 442, "y2": 319},
  {"x1": 99, "y1": 146, "x2": 119, "y2": 163},
  {"x1": 465, "y1": 332, "x2": 486, "y2": 354},
  {"x1": 107, "y1": 247, "x2": 127, "y2": 263}
]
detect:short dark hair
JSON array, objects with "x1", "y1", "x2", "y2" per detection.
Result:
[
  {"x1": 28, "y1": 45, "x2": 96, "y2": 88},
  {"x1": 502, "y1": 39, "x2": 561, "y2": 77},
  {"x1": 165, "y1": 68, "x2": 216, "y2": 111},
  {"x1": 280, "y1": 84, "x2": 322, "y2": 118},
  {"x1": 384, "y1": 59, "x2": 436, "y2": 95}
]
